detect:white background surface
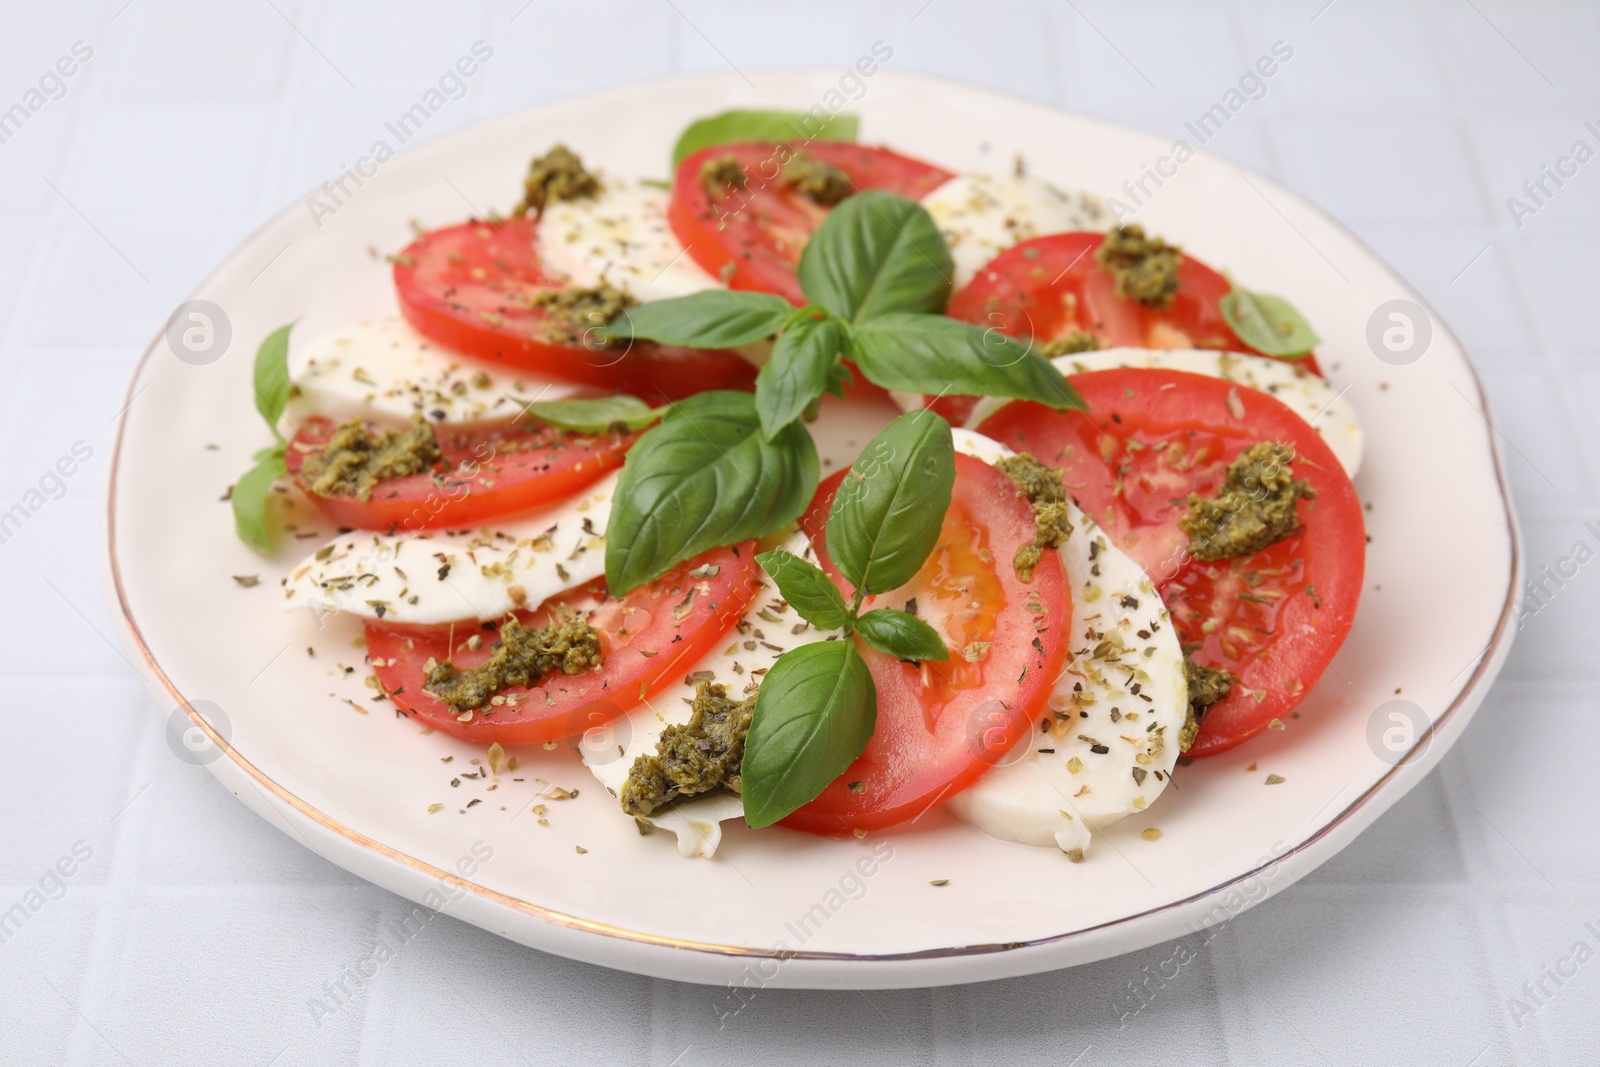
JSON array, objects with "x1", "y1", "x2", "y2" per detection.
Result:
[{"x1": 1, "y1": 0, "x2": 1596, "y2": 1063}]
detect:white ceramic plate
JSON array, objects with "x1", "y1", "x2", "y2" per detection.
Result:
[{"x1": 105, "y1": 71, "x2": 1520, "y2": 989}]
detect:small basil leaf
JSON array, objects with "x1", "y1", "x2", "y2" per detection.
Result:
[
  {"x1": 827, "y1": 409, "x2": 954, "y2": 596},
  {"x1": 672, "y1": 108, "x2": 859, "y2": 169},
  {"x1": 520, "y1": 394, "x2": 661, "y2": 433},
  {"x1": 742, "y1": 640, "x2": 875, "y2": 828},
  {"x1": 232, "y1": 443, "x2": 286, "y2": 554},
  {"x1": 606, "y1": 391, "x2": 819, "y2": 594},
  {"x1": 850, "y1": 313, "x2": 1085, "y2": 411},
  {"x1": 855, "y1": 608, "x2": 949, "y2": 662},
  {"x1": 823, "y1": 360, "x2": 853, "y2": 399},
  {"x1": 755, "y1": 549, "x2": 852, "y2": 632},
  {"x1": 606, "y1": 291, "x2": 794, "y2": 349},
  {"x1": 1220, "y1": 289, "x2": 1320, "y2": 358},
  {"x1": 797, "y1": 191, "x2": 952, "y2": 324},
  {"x1": 755, "y1": 317, "x2": 845, "y2": 439},
  {"x1": 253, "y1": 323, "x2": 294, "y2": 437}
]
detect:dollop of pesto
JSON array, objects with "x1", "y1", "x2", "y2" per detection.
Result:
[
  {"x1": 996, "y1": 453, "x2": 1074, "y2": 582},
  {"x1": 424, "y1": 616, "x2": 602, "y2": 711},
  {"x1": 1096, "y1": 224, "x2": 1182, "y2": 309},
  {"x1": 301, "y1": 413, "x2": 442, "y2": 500},
  {"x1": 620, "y1": 681, "x2": 753, "y2": 817},
  {"x1": 1181, "y1": 657, "x2": 1235, "y2": 751},
  {"x1": 531, "y1": 282, "x2": 637, "y2": 348},
  {"x1": 699, "y1": 154, "x2": 747, "y2": 194},
  {"x1": 514, "y1": 144, "x2": 600, "y2": 217},
  {"x1": 1181, "y1": 441, "x2": 1316, "y2": 561},
  {"x1": 780, "y1": 150, "x2": 854, "y2": 206},
  {"x1": 1039, "y1": 331, "x2": 1101, "y2": 357}
]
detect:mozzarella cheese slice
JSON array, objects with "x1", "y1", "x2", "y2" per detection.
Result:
[
  {"x1": 537, "y1": 175, "x2": 720, "y2": 303},
  {"x1": 963, "y1": 347, "x2": 1365, "y2": 478},
  {"x1": 284, "y1": 317, "x2": 579, "y2": 431},
  {"x1": 582, "y1": 530, "x2": 841, "y2": 858},
  {"x1": 282, "y1": 472, "x2": 616, "y2": 625},
  {"x1": 945, "y1": 430, "x2": 1189, "y2": 859},
  {"x1": 921, "y1": 172, "x2": 1109, "y2": 290}
]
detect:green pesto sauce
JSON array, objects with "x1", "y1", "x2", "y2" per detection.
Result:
[
  {"x1": 424, "y1": 616, "x2": 602, "y2": 711},
  {"x1": 1182, "y1": 657, "x2": 1235, "y2": 751},
  {"x1": 620, "y1": 681, "x2": 753, "y2": 817},
  {"x1": 515, "y1": 144, "x2": 600, "y2": 217},
  {"x1": 780, "y1": 151, "x2": 854, "y2": 206},
  {"x1": 699, "y1": 154, "x2": 748, "y2": 194},
  {"x1": 1038, "y1": 332, "x2": 1101, "y2": 357},
  {"x1": 531, "y1": 282, "x2": 637, "y2": 347},
  {"x1": 996, "y1": 453, "x2": 1074, "y2": 582},
  {"x1": 1096, "y1": 224, "x2": 1182, "y2": 309},
  {"x1": 301, "y1": 413, "x2": 441, "y2": 501},
  {"x1": 1180, "y1": 441, "x2": 1316, "y2": 561}
]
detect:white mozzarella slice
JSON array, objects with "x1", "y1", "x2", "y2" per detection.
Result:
[
  {"x1": 537, "y1": 175, "x2": 720, "y2": 303},
  {"x1": 583, "y1": 531, "x2": 841, "y2": 858},
  {"x1": 283, "y1": 318, "x2": 579, "y2": 430},
  {"x1": 946, "y1": 430, "x2": 1189, "y2": 859},
  {"x1": 921, "y1": 172, "x2": 1109, "y2": 290},
  {"x1": 966, "y1": 346, "x2": 1365, "y2": 477},
  {"x1": 282, "y1": 472, "x2": 616, "y2": 625}
]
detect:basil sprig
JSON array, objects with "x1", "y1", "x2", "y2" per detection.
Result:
[
  {"x1": 741, "y1": 410, "x2": 954, "y2": 828},
  {"x1": 1220, "y1": 285, "x2": 1320, "y2": 359},
  {"x1": 233, "y1": 323, "x2": 294, "y2": 554},
  {"x1": 604, "y1": 391, "x2": 818, "y2": 595},
  {"x1": 671, "y1": 108, "x2": 859, "y2": 169},
  {"x1": 613, "y1": 190, "x2": 1083, "y2": 442}
]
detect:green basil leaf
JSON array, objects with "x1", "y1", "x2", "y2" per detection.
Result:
[
  {"x1": 671, "y1": 108, "x2": 859, "y2": 169},
  {"x1": 755, "y1": 548, "x2": 852, "y2": 631},
  {"x1": 755, "y1": 316, "x2": 845, "y2": 439},
  {"x1": 606, "y1": 290, "x2": 794, "y2": 349},
  {"x1": 823, "y1": 360, "x2": 853, "y2": 400},
  {"x1": 519, "y1": 394, "x2": 661, "y2": 433},
  {"x1": 850, "y1": 313, "x2": 1086, "y2": 411},
  {"x1": 253, "y1": 323, "x2": 293, "y2": 437},
  {"x1": 854, "y1": 608, "x2": 949, "y2": 662},
  {"x1": 797, "y1": 191, "x2": 952, "y2": 324},
  {"x1": 827, "y1": 409, "x2": 954, "y2": 596},
  {"x1": 742, "y1": 640, "x2": 875, "y2": 828},
  {"x1": 606, "y1": 391, "x2": 819, "y2": 594},
  {"x1": 232, "y1": 444, "x2": 286, "y2": 554},
  {"x1": 1220, "y1": 289, "x2": 1320, "y2": 358}
]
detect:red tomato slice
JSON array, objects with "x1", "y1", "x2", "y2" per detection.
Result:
[
  {"x1": 393, "y1": 217, "x2": 758, "y2": 398},
  {"x1": 669, "y1": 141, "x2": 954, "y2": 305},
  {"x1": 366, "y1": 543, "x2": 761, "y2": 746},
  {"x1": 977, "y1": 368, "x2": 1363, "y2": 757},
  {"x1": 927, "y1": 231, "x2": 1324, "y2": 426},
  {"x1": 284, "y1": 415, "x2": 634, "y2": 533},
  {"x1": 781, "y1": 453, "x2": 1071, "y2": 835}
]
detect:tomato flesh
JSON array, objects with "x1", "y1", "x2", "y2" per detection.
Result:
[
  {"x1": 782, "y1": 453, "x2": 1071, "y2": 834},
  {"x1": 669, "y1": 141, "x2": 954, "y2": 305},
  {"x1": 393, "y1": 217, "x2": 758, "y2": 398},
  {"x1": 927, "y1": 232, "x2": 1324, "y2": 427},
  {"x1": 978, "y1": 368, "x2": 1363, "y2": 756},
  {"x1": 366, "y1": 543, "x2": 760, "y2": 746},
  {"x1": 284, "y1": 415, "x2": 634, "y2": 532}
]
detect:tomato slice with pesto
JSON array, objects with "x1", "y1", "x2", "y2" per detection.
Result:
[
  {"x1": 781, "y1": 453, "x2": 1071, "y2": 835},
  {"x1": 366, "y1": 543, "x2": 761, "y2": 746},
  {"x1": 668, "y1": 141, "x2": 954, "y2": 305},
  {"x1": 284, "y1": 415, "x2": 635, "y2": 532},
  {"x1": 393, "y1": 217, "x2": 758, "y2": 398},
  {"x1": 926, "y1": 231, "x2": 1323, "y2": 426},
  {"x1": 977, "y1": 368, "x2": 1364, "y2": 756}
]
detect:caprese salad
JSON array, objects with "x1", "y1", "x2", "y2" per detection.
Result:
[{"x1": 233, "y1": 108, "x2": 1365, "y2": 861}]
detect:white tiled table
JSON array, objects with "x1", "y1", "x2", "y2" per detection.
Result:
[{"x1": 3, "y1": 1, "x2": 1597, "y2": 1063}]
